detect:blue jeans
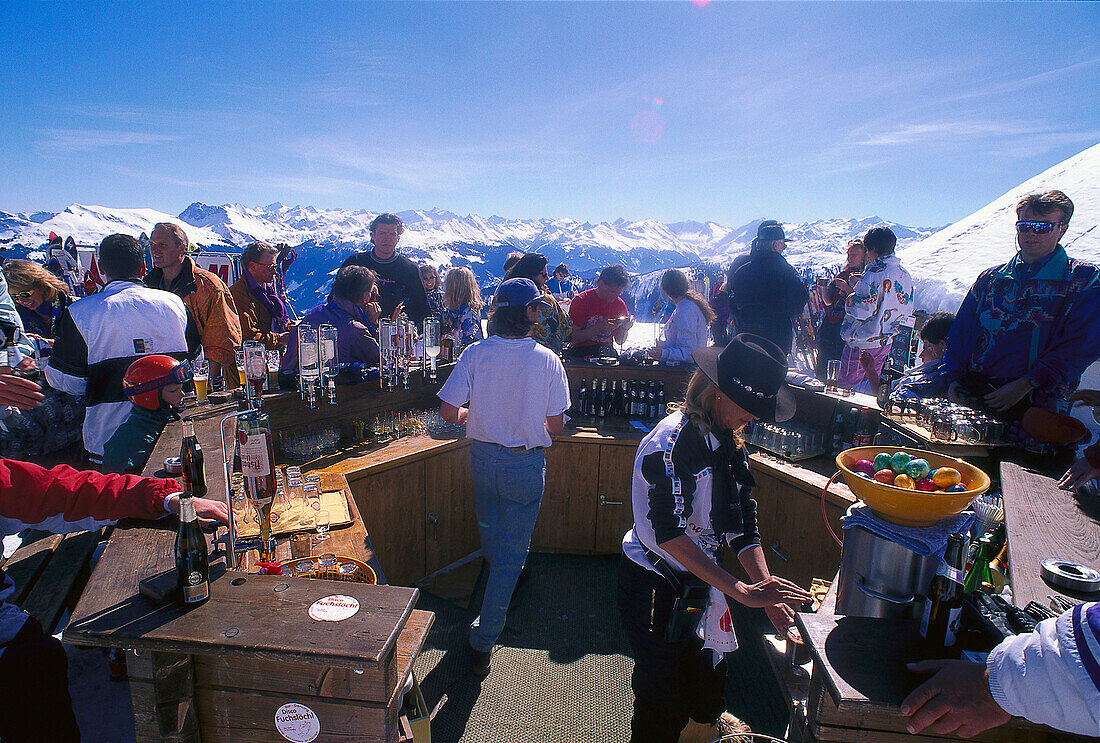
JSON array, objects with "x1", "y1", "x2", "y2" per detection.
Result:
[{"x1": 468, "y1": 439, "x2": 546, "y2": 652}]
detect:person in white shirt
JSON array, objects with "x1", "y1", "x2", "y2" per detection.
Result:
[
  {"x1": 649, "y1": 268, "x2": 715, "y2": 362},
  {"x1": 438, "y1": 278, "x2": 570, "y2": 677}
]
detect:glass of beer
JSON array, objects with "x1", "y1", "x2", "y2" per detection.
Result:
[
  {"x1": 826, "y1": 359, "x2": 840, "y2": 394},
  {"x1": 235, "y1": 349, "x2": 247, "y2": 387},
  {"x1": 192, "y1": 358, "x2": 209, "y2": 405}
]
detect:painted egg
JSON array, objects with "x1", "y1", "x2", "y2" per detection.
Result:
[
  {"x1": 893, "y1": 473, "x2": 916, "y2": 489},
  {"x1": 873, "y1": 453, "x2": 894, "y2": 472},
  {"x1": 915, "y1": 478, "x2": 937, "y2": 491},
  {"x1": 873, "y1": 469, "x2": 896, "y2": 484},
  {"x1": 932, "y1": 467, "x2": 962, "y2": 488},
  {"x1": 945, "y1": 483, "x2": 968, "y2": 493},
  {"x1": 852, "y1": 459, "x2": 876, "y2": 476},
  {"x1": 890, "y1": 451, "x2": 912, "y2": 473},
  {"x1": 906, "y1": 458, "x2": 931, "y2": 480}
]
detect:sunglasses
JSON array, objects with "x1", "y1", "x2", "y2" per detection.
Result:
[
  {"x1": 13, "y1": 291, "x2": 34, "y2": 299},
  {"x1": 1016, "y1": 220, "x2": 1065, "y2": 235}
]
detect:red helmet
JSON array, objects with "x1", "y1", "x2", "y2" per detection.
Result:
[{"x1": 123, "y1": 355, "x2": 192, "y2": 410}]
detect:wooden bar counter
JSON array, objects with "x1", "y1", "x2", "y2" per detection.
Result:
[{"x1": 64, "y1": 399, "x2": 434, "y2": 743}]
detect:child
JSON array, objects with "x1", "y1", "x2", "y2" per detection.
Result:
[
  {"x1": 442, "y1": 266, "x2": 485, "y2": 354},
  {"x1": 437, "y1": 278, "x2": 570, "y2": 676},
  {"x1": 102, "y1": 355, "x2": 190, "y2": 474}
]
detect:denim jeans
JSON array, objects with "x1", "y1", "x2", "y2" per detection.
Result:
[{"x1": 468, "y1": 439, "x2": 546, "y2": 652}]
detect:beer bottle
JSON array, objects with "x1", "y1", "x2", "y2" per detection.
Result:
[
  {"x1": 597, "y1": 379, "x2": 607, "y2": 417},
  {"x1": 175, "y1": 492, "x2": 210, "y2": 606},
  {"x1": 577, "y1": 378, "x2": 588, "y2": 416},
  {"x1": 646, "y1": 382, "x2": 657, "y2": 419},
  {"x1": 656, "y1": 382, "x2": 666, "y2": 419},
  {"x1": 609, "y1": 380, "x2": 619, "y2": 416},
  {"x1": 921, "y1": 532, "x2": 966, "y2": 648},
  {"x1": 238, "y1": 410, "x2": 278, "y2": 562},
  {"x1": 180, "y1": 420, "x2": 207, "y2": 499}
]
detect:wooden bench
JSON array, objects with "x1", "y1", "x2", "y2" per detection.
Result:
[{"x1": 1, "y1": 528, "x2": 103, "y2": 632}]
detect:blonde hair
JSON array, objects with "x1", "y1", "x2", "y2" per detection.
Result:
[
  {"x1": 667, "y1": 370, "x2": 745, "y2": 444},
  {"x1": 3, "y1": 259, "x2": 70, "y2": 304},
  {"x1": 443, "y1": 266, "x2": 483, "y2": 313}
]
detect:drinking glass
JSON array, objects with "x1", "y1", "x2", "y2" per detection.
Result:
[
  {"x1": 235, "y1": 349, "x2": 247, "y2": 387},
  {"x1": 826, "y1": 360, "x2": 840, "y2": 394},
  {"x1": 192, "y1": 358, "x2": 209, "y2": 405},
  {"x1": 266, "y1": 350, "x2": 281, "y2": 392},
  {"x1": 314, "y1": 510, "x2": 331, "y2": 541},
  {"x1": 423, "y1": 318, "x2": 441, "y2": 380}
]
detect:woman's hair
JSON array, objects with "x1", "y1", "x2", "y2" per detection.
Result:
[
  {"x1": 667, "y1": 371, "x2": 744, "y2": 445},
  {"x1": 443, "y1": 266, "x2": 483, "y2": 313},
  {"x1": 843, "y1": 239, "x2": 865, "y2": 271},
  {"x1": 506, "y1": 253, "x2": 549, "y2": 283},
  {"x1": 331, "y1": 265, "x2": 376, "y2": 303},
  {"x1": 3, "y1": 259, "x2": 70, "y2": 303},
  {"x1": 660, "y1": 269, "x2": 716, "y2": 323},
  {"x1": 418, "y1": 264, "x2": 440, "y2": 285},
  {"x1": 491, "y1": 305, "x2": 534, "y2": 338}
]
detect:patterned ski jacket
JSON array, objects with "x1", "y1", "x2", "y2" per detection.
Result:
[
  {"x1": 840, "y1": 254, "x2": 914, "y2": 350},
  {"x1": 940, "y1": 246, "x2": 1100, "y2": 412},
  {"x1": 0, "y1": 460, "x2": 180, "y2": 649}
]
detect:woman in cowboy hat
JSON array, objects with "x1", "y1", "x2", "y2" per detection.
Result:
[{"x1": 617, "y1": 333, "x2": 812, "y2": 743}]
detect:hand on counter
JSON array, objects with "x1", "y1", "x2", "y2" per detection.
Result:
[
  {"x1": 164, "y1": 494, "x2": 230, "y2": 527},
  {"x1": 983, "y1": 376, "x2": 1035, "y2": 412},
  {"x1": 731, "y1": 575, "x2": 812, "y2": 610},
  {"x1": 1058, "y1": 448, "x2": 1100, "y2": 491},
  {"x1": 901, "y1": 659, "x2": 1010, "y2": 738}
]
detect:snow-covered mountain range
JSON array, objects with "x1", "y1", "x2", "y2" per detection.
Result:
[{"x1": 2, "y1": 142, "x2": 1097, "y2": 316}]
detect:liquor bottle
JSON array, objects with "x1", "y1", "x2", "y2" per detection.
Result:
[
  {"x1": 596, "y1": 379, "x2": 607, "y2": 417},
  {"x1": 179, "y1": 420, "x2": 207, "y2": 499},
  {"x1": 921, "y1": 532, "x2": 966, "y2": 648},
  {"x1": 646, "y1": 382, "x2": 657, "y2": 419},
  {"x1": 175, "y1": 492, "x2": 210, "y2": 606},
  {"x1": 852, "y1": 407, "x2": 875, "y2": 446},
  {"x1": 577, "y1": 378, "x2": 588, "y2": 416},
  {"x1": 238, "y1": 410, "x2": 278, "y2": 562}
]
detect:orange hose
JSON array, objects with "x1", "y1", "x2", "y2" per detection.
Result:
[{"x1": 822, "y1": 470, "x2": 844, "y2": 547}]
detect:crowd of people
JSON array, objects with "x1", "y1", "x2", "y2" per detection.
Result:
[{"x1": 0, "y1": 191, "x2": 1098, "y2": 741}]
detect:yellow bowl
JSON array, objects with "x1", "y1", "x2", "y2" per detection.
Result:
[{"x1": 836, "y1": 446, "x2": 990, "y2": 527}]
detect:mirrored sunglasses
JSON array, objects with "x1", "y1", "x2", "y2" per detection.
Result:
[{"x1": 1016, "y1": 220, "x2": 1065, "y2": 235}]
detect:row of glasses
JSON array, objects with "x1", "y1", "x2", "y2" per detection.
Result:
[
  {"x1": 895, "y1": 398, "x2": 1005, "y2": 445},
  {"x1": 744, "y1": 421, "x2": 827, "y2": 460},
  {"x1": 280, "y1": 424, "x2": 341, "y2": 461}
]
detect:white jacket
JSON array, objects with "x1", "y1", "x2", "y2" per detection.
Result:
[
  {"x1": 987, "y1": 601, "x2": 1100, "y2": 736},
  {"x1": 840, "y1": 254, "x2": 914, "y2": 350},
  {"x1": 659, "y1": 299, "x2": 710, "y2": 363}
]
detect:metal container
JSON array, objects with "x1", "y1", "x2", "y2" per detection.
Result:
[{"x1": 836, "y1": 525, "x2": 939, "y2": 620}]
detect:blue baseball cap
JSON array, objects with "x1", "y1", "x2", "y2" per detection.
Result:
[{"x1": 494, "y1": 278, "x2": 542, "y2": 308}]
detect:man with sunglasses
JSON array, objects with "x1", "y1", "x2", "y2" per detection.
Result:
[
  {"x1": 941, "y1": 190, "x2": 1100, "y2": 463},
  {"x1": 230, "y1": 241, "x2": 293, "y2": 351}
]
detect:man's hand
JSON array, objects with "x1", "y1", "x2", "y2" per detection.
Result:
[
  {"x1": 946, "y1": 381, "x2": 965, "y2": 404},
  {"x1": 1058, "y1": 452, "x2": 1100, "y2": 491},
  {"x1": 165, "y1": 494, "x2": 230, "y2": 527},
  {"x1": 983, "y1": 376, "x2": 1034, "y2": 412},
  {"x1": 1069, "y1": 389, "x2": 1100, "y2": 408},
  {"x1": 765, "y1": 602, "x2": 796, "y2": 636},
  {"x1": 390, "y1": 302, "x2": 405, "y2": 321},
  {"x1": 0, "y1": 368, "x2": 45, "y2": 409},
  {"x1": 833, "y1": 278, "x2": 853, "y2": 299},
  {"x1": 901, "y1": 660, "x2": 1011, "y2": 738},
  {"x1": 364, "y1": 301, "x2": 382, "y2": 325}
]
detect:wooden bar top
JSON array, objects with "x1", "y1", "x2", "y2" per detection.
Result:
[{"x1": 1000, "y1": 462, "x2": 1100, "y2": 608}]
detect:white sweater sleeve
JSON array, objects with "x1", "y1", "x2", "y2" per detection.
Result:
[{"x1": 986, "y1": 601, "x2": 1100, "y2": 737}]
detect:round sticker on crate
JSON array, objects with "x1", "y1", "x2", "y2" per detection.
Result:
[
  {"x1": 308, "y1": 594, "x2": 360, "y2": 622},
  {"x1": 274, "y1": 702, "x2": 320, "y2": 742}
]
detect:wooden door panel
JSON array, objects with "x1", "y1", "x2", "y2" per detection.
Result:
[
  {"x1": 594, "y1": 443, "x2": 637, "y2": 554},
  {"x1": 423, "y1": 445, "x2": 479, "y2": 574},
  {"x1": 532, "y1": 441, "x2": 599, "y2": 553},
  {"x1": 349, "y1": 464, "x2": 425, "y2": 586}
]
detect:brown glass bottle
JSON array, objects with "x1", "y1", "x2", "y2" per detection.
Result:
[
  {"x1": 179, "y1": 420, "x2": 207, "y2": 499},
  {"x1": 920, "y1": 532, "x2": 966, "y2": 649}
]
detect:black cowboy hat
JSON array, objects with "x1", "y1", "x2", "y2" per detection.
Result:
[{"x1": 692, "y1": 334, "x2": 795, "y2": 422}]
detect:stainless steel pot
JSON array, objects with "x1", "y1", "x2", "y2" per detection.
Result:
[{"x1": 836, "y1": 525, "x2": 939, "y2": 619}]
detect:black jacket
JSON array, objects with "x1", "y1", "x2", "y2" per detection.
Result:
[
  {"x1": 727, "y1": 248, "x2": 808, "y2": 354},
  {"x1": 340, "y1": 250, "x2": 430, "y2": 323}
]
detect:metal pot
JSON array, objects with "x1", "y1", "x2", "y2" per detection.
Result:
[{"x1": 836, "y1": 525, "x2": 939, "y2": 620}]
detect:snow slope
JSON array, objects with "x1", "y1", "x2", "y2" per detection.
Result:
[{"x1": 0, "y1": 204, "x2": 227, "y2": 248}]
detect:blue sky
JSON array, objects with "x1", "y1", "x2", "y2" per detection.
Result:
[{"x1": 1, "y1": 1, "x2": 1098, "y2": 228}]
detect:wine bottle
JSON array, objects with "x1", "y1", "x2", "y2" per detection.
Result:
[
  {"x1": 238, "y1": 410, "x2": 278, "y2": 562},
  {"x1": 175, "y1": 492, "x2": 210, "y2": 606},
  {"x1": 179, "y1": 420, "x2": 207, "y2": 499},
  {"x1": 577, "y1": 378, "x2": 588, "y2": 416},
  {"x1": 921, "y1": 532, "x2": 966, "y2": 648}
]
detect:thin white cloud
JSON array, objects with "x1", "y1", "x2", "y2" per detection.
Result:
[{"x1": 35, "y1": 128, "x2": 180, "y2": 154}]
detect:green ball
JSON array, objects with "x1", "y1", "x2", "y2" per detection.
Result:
[
  {"x1": 890, "y1": 451, "x2": 912, "y2": 473},
  {"x1": 906, "y1": 458, "x2": 931, "y2": 480},
  {"x1": 873, "y1": 452, "x2": 893, "y2": 472}
]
